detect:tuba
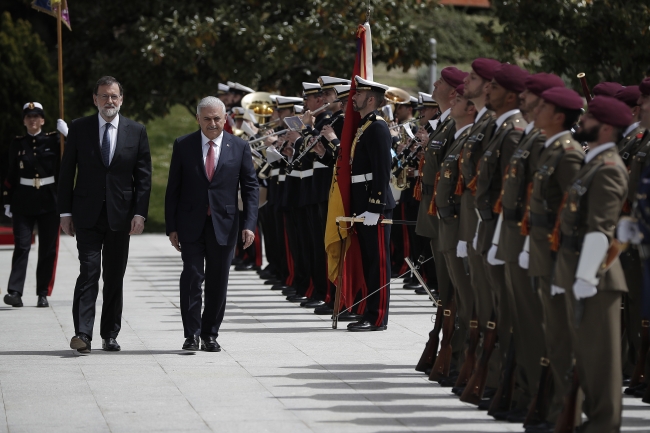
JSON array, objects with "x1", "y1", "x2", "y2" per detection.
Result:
[{"x1": 241, "y1": 92, "x2": 275, "y2": 124}]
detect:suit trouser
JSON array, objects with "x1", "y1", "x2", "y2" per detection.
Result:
[
  {"x1": 179, "y1": 215, "x2": 234, "y2": 339},
  {"x1": 443, "y1": 250, "x2": 473, "y2": 369},
  {"x1": 357, "y1": 210, "x2": 392, "y2": 327},
  {"x1": 467, "y1": 245, "x2": 500, "y2": 388},
  {"x1": 504, "y1": 262, "x2": 545, "y2": 410},
  {"x1": 305, "y1": 202, "x2": 328, "y2": 301},
  {"x1": 566, "y1": 290, "x2": 622, "y2": 433},
  {"x1": 621, "y1": 248, "x2": 643, "y2": 375},
  {"x1": 482, "y1": 256, "x2": 510, "y2": 388},
  {"x1": 538, "y1": 275, "x2": 573, "y2": 424},
  {"x1": 8, "y1": 210, "x2": 59, "y2": 296},
  {"x1": 72, "y1": 204, "x2": 129, "y2": 340},
  {"x1": 285, "y1": 208, "x2": 311, "y2": 293}
]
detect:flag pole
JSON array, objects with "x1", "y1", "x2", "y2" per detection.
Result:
[{"x1": 56, "y1": 2, "x2": 65, "y2": 157}]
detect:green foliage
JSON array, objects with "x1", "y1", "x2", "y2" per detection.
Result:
[
  {"x1": 0, "y1": 11, "x2": 58, "y2": 143},
  {"x1": 480, "y1": 0, "x2": 650, "y2": 86},
  {"x1": 42, "y1": 0, "x2": 437, "y2": 123}
]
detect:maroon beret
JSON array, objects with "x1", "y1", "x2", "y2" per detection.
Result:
[
  {"x1": 525, "y1": 73, "x2": 565, "y2": 96},
  {"x1": 592, "y1": 82, "x2": 624, "y2": 97},
  {"x1": 441, "y1": 67, "x2": 468, "y2": 89},
  {"x1": 615, "y1": 86, "x2": 641, "y2": 107},
  {"x1": 456, "y1": 84, "x2": 465, "y2": 96},
  {"x1": 471, "y1": 58, "x2": 501, "y2": 81},
  {"x1": 540, "y1": 87, "x2": 584, "y2": 110},
  {"x1": 588, "y1": 96, "x2": 633, "y2": 129},
  {"x1": 493, "y1": 64, "x2": 529, "y2": 94},
  {"x1": 640, "y1": 78, "x2": 650, "y2": 96}
]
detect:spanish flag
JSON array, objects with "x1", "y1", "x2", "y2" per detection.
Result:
[{"x1": 324, "y1": 22, "x2": 373, "y2": 310}]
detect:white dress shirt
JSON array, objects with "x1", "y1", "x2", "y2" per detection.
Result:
[
  {"x1": 584, "y1": 142, "x2": 616, "y2": 164},
  {"x1": 524, "y1": 121, "x2": 535, "y2": 135},
  {"x1": 98, "y1": 113, "x2": 120, "y2": 164},
  {"x1": 475, "y1": 106, "x2": 488, "y2": 122},
  {"x1": 439, "y1": 108, "x2": 452, "y2": 124},
  {"x1": 454, "y1": 123, "x2": 473, "y2": 140},
  {"x1": 623, "y1": 121, "x2": 641, "y2": 138},
  {"x1": 201, "y1": 130, "x2": 224, "y2": 173}
]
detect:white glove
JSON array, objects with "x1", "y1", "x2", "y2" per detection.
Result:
[
  {"x1": 358, "y1": 211, "x2": 380, "y2": 226},
  {"x1": 472, "y1": 231, "x2": 478, "y2": 250},
  {"x1": 487, "y1": 244, "x2": 505, "y2": 266},
  {"x1": 518, "y1": 251, "x2": 529, "y2": 269},
  {"x1": 4, "y1": 205, "x2": 12, "y2": 218},
  {"x1": 57, "y1": 119, "x2": 68, "y2": 137},
  {"x1": 551, "y1": 284, "x2": 566, "y2": 296},
  {"x1": 617, "y1": 217, "x2": 643, "y2": 245},
  {"x1": 573, "y1": 278, "x2": 597, "y2": 300},
  {"x1": 456, "y1": 241, "x2": 468, "y2": 258}
]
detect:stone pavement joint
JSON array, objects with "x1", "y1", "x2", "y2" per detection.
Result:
[{"x1": 1, "y1": 235, "x2": 649, "y2": 433}]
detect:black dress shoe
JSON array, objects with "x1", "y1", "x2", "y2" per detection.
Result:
[
  {"x1": 264, "y1": 279, "x2": 282, "y2": 285},
  {"x1": 314, "y1": 305, "x2": 334, "y2": 315},
  {"x1": 338, "y1": 311, "x2": 363, "y2": 322},
  {"x1": 37, "y1": 295, "x2": 48, "y2": 308},
  {"x1": 102, "y1": 338, "x2": 121, "y2": 351},
  {"x1": 625, "y1": 382, "x2": 646, "y2": 395},
  {"x1": 234, "y1": 262, "x2": 257, "y2": 271},
  {"x1": 452, "y1": 386, "x2": 465, "y2": 396},
  {"x1": 70, "y1": 333, "x2": 91, "y2": 354},
  {"x1": 414, "y1": 287, "x2": 428, "y2": 295},
  {"x1": 347, "y1": 320, "x2": 387, "y2": 332},
  {"x1": 259, "y1": 271, "x2": 277, "y2": 280},
  {"x1": 506, "y1": 408, "x2": 527, "y2": 423},
  {"x1": 482, "y1": 387, "x2": 497, "y2": 399},
  {"x1": 438, "y1": 374, "x2": 459, "y2": 387},
  {"x1": 3, "y1": 292, "x2": 23, "y2": 307},
  {"x1": 231, "y1": 257, "x2": 244, "y2": 266},
  {"x1": 271, "y1": 284, "x2": 290, "y2": 291},
  {"x1": 282, "y1": 288, "x2": 297, "y2": 296},
  {"x1": 287, "y1": 295, "x2": 309, "y2": 302},
  {"x1": 477, "y1": 397, "x2": 493, "y2": 410},
  {"x1": 302, "y1": 299, "x2": 325, "y2": 308},
  {"x1": 525, "y1": 421, "x2": 555, "y2": 433},
  {"x1": 404, "y1": 283, "x2": 423, "y2": 290},
  {"x1": 182, "y1": 336, "x2": 200, "y2": 351},
  {"x1": 201, "y1": 336, "x2": 221, "y2": 352},
  {"x1": 403, "y1": 275, "x2": 413, "y2": 283}
]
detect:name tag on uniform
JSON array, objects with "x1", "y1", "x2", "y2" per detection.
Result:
[
  {"x1": 484, "y1": 151, "x2": 492, "y2": 157},
  {"x1": 445, "y1": 153, "x2": 460, "y2": 161},
  {"x1": 513, "y1": 149, "x2": 530, "y2": 159},
  {"x1": 429, "y1": 139, "x2": 446, "y2": 150}
]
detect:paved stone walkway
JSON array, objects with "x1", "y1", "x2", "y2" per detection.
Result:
[{"x1": 1, "y1": 234, "x2": 649, "y2": 432}]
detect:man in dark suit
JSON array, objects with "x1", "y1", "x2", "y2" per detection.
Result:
[
  {"x1": 165, "y1": 96, "x2": 258, "y2": 352},
  {"x1": 58, "y1": 76, "x2": 152, "y2": 354}
]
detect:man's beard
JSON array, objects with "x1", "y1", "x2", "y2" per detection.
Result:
[
  {"x1": 573, "y1": 123, "x2": 600, "y2": 143},
  {"x1": 101, "y1": 105, "x2": 120, "y2": 118},
  {"x1": 353, "y1": 98, "x2": 368, "y2": 113}
]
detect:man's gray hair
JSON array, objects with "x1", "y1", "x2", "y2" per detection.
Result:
[{"x1": 196, "y1": 96, "x2": 226, "y2": 116}]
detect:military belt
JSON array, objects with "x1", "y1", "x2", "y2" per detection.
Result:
[
  {"x1": 270, "y1": 169, "x2": 280, "y2": 177},
  {"x1": 313, "y1": 161, "x2": 328, "y2": 169},
  {"x1": 351, "y1": 173, "x2": 373, "y2": 184},
  {"x1": 502, "y1": 207, "x2": 522, "y2": 222},
  {"x1": 530, "y1": 211, "x2": 555, "y2": 229},
  {"x1": 560, "y1": 234, "x2": 582, "y2": 251},
  {"x1": 278, "y1": 175, "x2": 286, "y2": 182},
  {"x1": 287, "y1": 169, "x2": 313, "y2": 178},
  {"x1": 437, "y1": 204, "x2": 461, "y2": 219},
  {"x1": 19, "y1": 176, "x2": 55, "y2": 189},
  {"x1": 477, "y1": 208, "x2": 495, "y2": 221}
]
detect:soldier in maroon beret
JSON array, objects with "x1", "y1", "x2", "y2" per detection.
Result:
[{"x1": 593, "y1": 81, "x2": 624, "y2": 97}]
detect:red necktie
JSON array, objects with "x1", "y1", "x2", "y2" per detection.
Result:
[{"x1": 206, "y1": 141, "x2": 215, "y2": 215}]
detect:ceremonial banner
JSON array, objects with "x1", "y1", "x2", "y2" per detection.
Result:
[
  {"x1": 31, "y1": 0, "x2": 72, "y2": 30},
  {"x1": 324, "y1": 22, "x2": 373, "y2": 309}
]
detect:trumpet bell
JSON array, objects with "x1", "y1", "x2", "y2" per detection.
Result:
[{"x1": 242, "y1": 92, "x2": 275, "y2": 123}]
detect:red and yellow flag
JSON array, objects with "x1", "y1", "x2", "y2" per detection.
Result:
[{"x1": 324, "y1": 22, "x2": 373, "y2": 309}]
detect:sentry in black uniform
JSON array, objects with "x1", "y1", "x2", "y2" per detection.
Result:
[
  {"x1": 3, "y1": 102, "x2": 66, "y2": 308},
  {"x1": 347, "y1": 76, "x2": 396, "y2": 332}
]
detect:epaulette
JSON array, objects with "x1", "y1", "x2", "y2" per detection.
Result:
[
  {"x1": 375, "y1": 114, "x2": 387, "y2": 123},
  {"x1": 558, "y1": 137, "x2": 581, "y2": 152}
]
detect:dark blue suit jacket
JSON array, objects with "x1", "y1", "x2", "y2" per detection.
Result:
[{"x1": 164, "y1": 130, "x2": 258, "y2": 246}]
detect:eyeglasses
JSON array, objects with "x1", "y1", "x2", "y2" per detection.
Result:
[{"x1": 97, "y1": 94, "x2": 121, "y2": 101}]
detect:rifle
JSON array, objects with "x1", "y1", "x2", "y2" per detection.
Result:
[
  {"x1": 455, "y1": 310, "x2": 480, "y2": 388},
  {"x1": 460, "y1": 312, "x2": 498, "y2": 405},
  {"x1": 629, "y1": 319, "x2": 649, "y2": 387},
  {"x1": 416, "y1": 301, "x2": 444, "y2": 373},
  {"x1": 553, "y1": 366, "x2": 580, "y2": 433},
  {"x1": 429, "y1": 294, "x2": 457, "y2": 381},
  {"x1": 524, "y1": 357, "x2": 552, "y2": 427},
  {"x1": 488, "y1": 332, "x2": 517, "y2": 416}
]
